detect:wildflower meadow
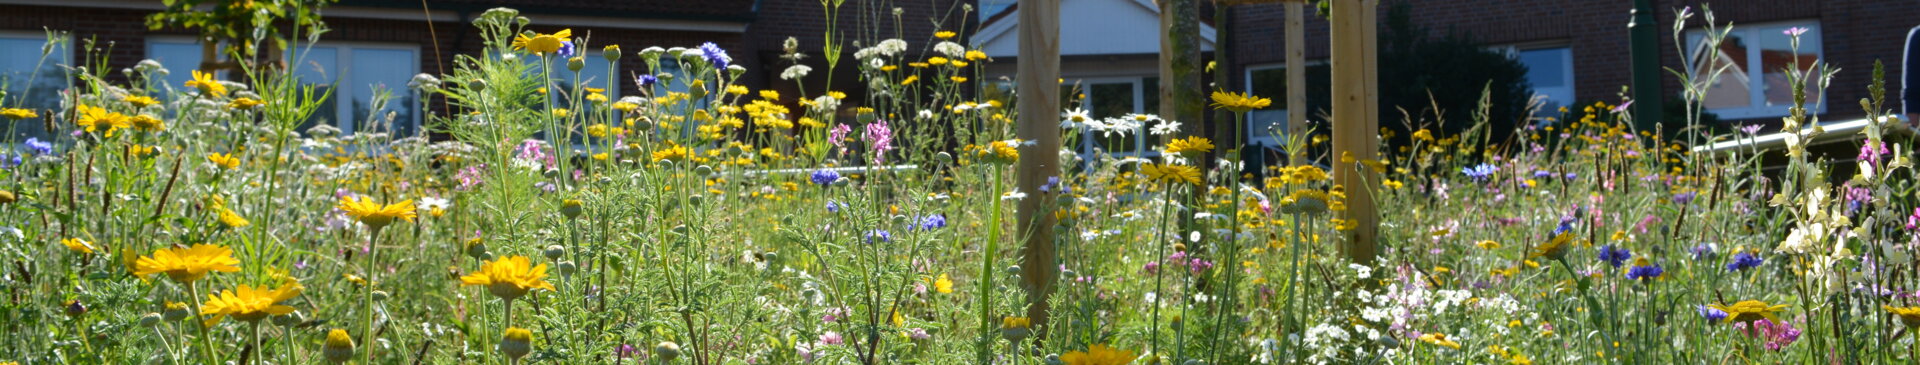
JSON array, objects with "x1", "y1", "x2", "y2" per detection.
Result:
[{"x1": 0, "y1": 2, "x2": 1916, "y2": 365}]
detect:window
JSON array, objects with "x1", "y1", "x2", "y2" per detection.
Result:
[
  {"x1": 1686, "y1": 20, "x2": 1824, "y2": 119},
  {"x1": 284, "y1": 43, "x2": 422, "y2": 136},
  {"x1": 1066, "y1": 77, "x2": 1153, "y2": 156},
  {"x1": 1244, "y1": 62, "x2": 1331, "y2": 147},
  {"x1": 146, "y1": 37, "x2": 224, "y2": 97},
  {"x1": 2, "y1": 31, "x2": 71, "y2": 140},
  {"x1": 1492, "y1": 45, "x2": 1575, "y2": 117}
]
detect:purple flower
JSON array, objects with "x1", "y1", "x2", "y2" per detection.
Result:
[
  {"x1": 1625, "y1": 262, "x2": 1663, "y2": 281},
  {"x1": 615, "y1": 344, "x2": 640, "y2": 359},
  {"x1": 1596, "y1": 245, "x2": 1632, "y2": 268},
  {"x1": 23, "y1": 138, "x2": 52, "y2": 155},
  {"x1": 1611, "y1": 100, "x2": 1632, "y2": 113},
  {"x1": 917, "y1": 214, "x2": 947, "y2": 230},
  {"x1": 818, "y1": 331, "x2": 844, "y2": 346},
  {"x1": 905, "y1": 328, "x2": 931, "y2": 340},
  {"x1": 826, "y1": 200, "x2": 844, "y2": 213},
  {"x1": 1739, "y1": 124, "x2": 1764, "y2": 135},
  {"x1": 865, "y1": 229, "x2": 891, "y2": 243},
  {"x1": 1672, "y1": 191, "x2": 1697, "y2": 205},
  {"x1": 1908, "y1": 207, "x2": 1920, "y2": 230},
  {"x1": 457, "y1": 165, "x2": 486, "y2": 190},
  {"x1": 1690, "y1": 243, "x2": 1716, "y2": 261},
  {"x1": 556, "y1": 41, "x2": 576, "y2": 58},
  {"x1": 1727, "y1": 251, "x2": 1764, "y2": 272},
  {"x1": 829, "y1": 124, "x2": 853, "y2": 151},
  {"x1": 1461, "y1": 163, "x2": 1498, "y2": 180},
  {"x1": 1860, "y1": 141, "x2": 1891, "y2": 164},
  {"x1": 635, "y1": 74, "x2": 658, "y2": 89},
  {"x1": 1783, "y1": 27, "x2": 1808, "y2": 37},
  {"x1": 1188, "y1": 259, "x2": 1214, "y2": 275},
  {"x1": 810, "y1": 169, "x2": 841, "y2": 186},
  {"x1": 699, "y1": 42, "x2": 731, "y2": 70},
  {"x1": 1697, "y1": 305, "x2": 1728, "y2": 322},
  {"x1": 863, "y1": 120, "x2": 895, "y2": 163}
]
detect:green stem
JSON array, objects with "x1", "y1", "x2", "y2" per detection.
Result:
[{"x1": 974, "y1": 166, "x2": 1004, "y2": 363}]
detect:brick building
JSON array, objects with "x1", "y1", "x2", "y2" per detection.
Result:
[
  {"x1": 0, "y1": 0, "x2": 971, "y2": 138},
  {"x1": 1223, "y1": 0, "x2": 1918, "y2": 134}
]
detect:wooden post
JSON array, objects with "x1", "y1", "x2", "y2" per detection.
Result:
[
  {"x1": 1014, "y1": 0, "x2": 1063, "y2": 336},
  {"x1": 1329, "y1": 0, "x2": 1379, "y2": 265},
  {"x1": 1285, "y1": 1, "x2": 1307, "y2": 165},
  {"x1": 1158, "y1": 0, "x2": 1205, "y2": 137}
]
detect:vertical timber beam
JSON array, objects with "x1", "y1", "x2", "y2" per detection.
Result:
[
  {"x1": 1159, "y1": 0, "x2": 1206, "y2": 138},
  {"x1": 1329, "y1": 0, "x2": 1379, "y2": 265},
  {"x1": 1629, "y1": 0, "x2": 1666, "y2": 130},
  {"x1": 1285, "y1": 1, "x2": 1307, "y2": 165},
  {"x1": 1015, "y1": 0, "x2": 1063, "y2": 337}
]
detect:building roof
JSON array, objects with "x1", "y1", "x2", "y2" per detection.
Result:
[
  {"x1": 976, "y1": 0, "x2": 1213, "y2": 58},
  {"x1": 337, "y1": 0, "x2": 761, "y2": 23}
]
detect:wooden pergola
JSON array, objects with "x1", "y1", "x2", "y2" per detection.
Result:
[{"x1": 1010, "y1": 0, "x2": 1382, "y2": 334}]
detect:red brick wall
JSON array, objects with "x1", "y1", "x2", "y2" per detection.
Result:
[{"x1": 1227, "y1": 0, "x2": 1916, "y2": 126}]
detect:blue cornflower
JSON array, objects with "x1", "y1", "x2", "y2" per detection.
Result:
[
  {"x1": 1550, "y1": 221, "x2": 1575, "y2": 236},
  {"x1": 1697, "y1": 305, "x2": 1728, "y2": 322},
  {"x1": 1461, "y1": 163, "x2": 1498, "y2": 180},
  {"x1": 1532, "y1": 170, "x2": 1553, "y2": 178},
  {"x1": 810, "y1": 169, "x2": 841, "y2": 186},
  {"x1": 1625, "y1": 259, "x2": 1663, "y2": 281},
  {"x1": 0, "y1": 153, "x2": 19, "y2": 169},
  {"x1": 865, "y1": 229, "x2": 891, "y2": 244},
  {"x1": 1672, "y1": 191, "x2": 1697, "y2": 205},
  {"x1": 23, "y1": 138, "x2": 52, "y2": 155},
  {"x1": 1596, "y1": 245, "x2": 1632, "y2": 268},
  {"x1": 1690, "y1": 243, "x2": 1716, "y2": 261},
  {"x1": 636, "y1": 74, "x2": 658, "y2": 89},
  {"x1": 826, "y1": 200, "x2": 844, "y2": 213},
  {"x1": 556, "y1": 41, "x2": 576, "y2": 57},
  {"x1": 917, "y1": 214, "x2": 947, "y2": 230},
  {"x1": 699, "y1": 42, "x2": 731, "y2": 70},
  {"x1": 1039, "y1": 176, "x2": 1059, "y2": 193},
  {"x1": 1727, "y1": 251, "x2": 1764, "y2": 272}
]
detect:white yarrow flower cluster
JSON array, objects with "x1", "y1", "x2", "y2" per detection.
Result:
[
  {"x1": 781, "y1": 65, "x2": 812, "y2": 80},
  {"x1": 933, "y1": 41, "x2": 966, "y2": 57}
]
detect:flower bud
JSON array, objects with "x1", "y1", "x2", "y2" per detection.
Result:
[
  {"x1": 544, "y1": 245, "x2": 567, "y2": 260},
  {"x1": 560, "y1": 199, "x2": 584, "y2": 219},
  {"x1": 139, "y1": 312, "x2": 162, "y2": 327},
  {"x1": 0, "y1": 190, "x2": 14, "y2": 205},
  {"x1": 500, "y1": 327, "x2": 533, "y2": 359},
  {"x1": 557, "y1": 261, "x2": 577, "y2": 277},
  {"x1": 467, "y1": 78, "x2": 488, "y2": 91},
  {"x1": 602, "y1": 45, "x2": 622, "y2": 62},
  {"x1": 323, "y1": 329, "x2": 356, "y2": 363},
  {"x1": 64, "y1": 299, "x2": 86, "y2": 318},
  {"x1": 654, "y1": 341, "x2": 681, "y2": 360},
  {"x1": 567, "y1": 57, "x2": 585, "y2": 72},
  {"x1": 162, "y1": 301, "x2": 191, "y2": 321}
]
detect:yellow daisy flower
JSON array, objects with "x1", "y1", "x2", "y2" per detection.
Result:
[
  {"x1": 132, "y1": 244, "x2": 242, "y2": 284},
  {"x1": 336, "y1": 196, "x2": 417, "y2": 230},
  {"x1": 201, "y1": 280, "x2": 302, "y2": 323},
  {"x1": 460, "y1": 255, "x2": 557, "y2": 301},
  {"x1": 1059, "y1": 344, "x2": 1136, "y2": 365},
  {"x1": 512, "y1": 29, "x2": 573, "y2": 55}
]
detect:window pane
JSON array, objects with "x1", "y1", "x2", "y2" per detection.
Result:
[
  {"x1": 146, "y1": 40, "x2": 202, "y2": 95},
  {"x1": 1688, "y1": 31, "x2": 1752, "y2": 110},
  {"x1": 1, "y1": 35, "x2": 69, "y2": 140},
  {"x1": 291, "y1": 47, "x2": 341, "y2": 131},
  {"x1": 1088, "y1": 82, "x2": 1138, "y2": 153},
  {"x1": 350, "y1": 48, "x2": 417, "y2": 136},
  {"x1": 1515, "y1": 47, "x2": 1574, "y2": 114},
  {"x1": 1141, "y1": 76, "x2": 1159, "y2": 114},
  {"x1": 1755, "y1": 24, "x2": 1820, "y2": 108}
]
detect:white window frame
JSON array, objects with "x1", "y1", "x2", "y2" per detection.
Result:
[
  {"x1": 1685, "y1": 19, "x2": 1826, "y2": 119},
  {"x1": 1241, "y1": 60, "x2": 1327, "y2": 149},
  {"x1": 286, "y1": 41, "x2": 424, "y2": 136},
  {"x1": 1068, "y1": 76, "x2": 1155, "y2": 158}
]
